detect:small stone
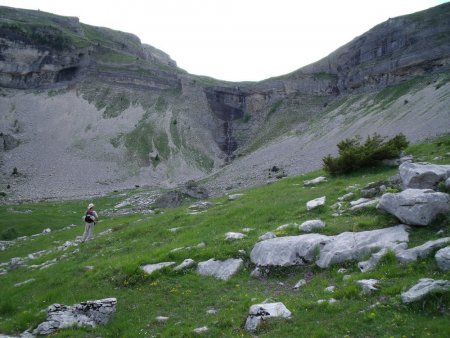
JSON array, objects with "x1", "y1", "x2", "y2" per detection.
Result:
[
  {"x1": 225, "y1": 232, "x2": 246, "y2": 241},
  {"x1": 299, "y1": 219, "x2": 326, "y2": 232},
  {"x1": 156, "y1": 316, "x2": 169, "y2": 322},
  {"x1": 293, "y1": 279, "x2": 307, "y2": 290},
  {"x1": 325, "y1": 286, "x2": 335, "y2": 292},
  {"x1": 228, "y1": 194, "x2": 243, "y2": 200},
  {"x1": 193, "y1": 326, "x2": 208, "y2": 333},
  {"x1": 306, "y1": 196, "x2": 326, "y2": 210}
]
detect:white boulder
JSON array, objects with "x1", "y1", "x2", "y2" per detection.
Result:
[
  {"x1": 316, "y1": 225, "x2": 409, "y2": 268},
  {"x1": 401, "y1": 278, "x2": 450, "y2": 303},
  {"x1": 244, "y1": 302, "x2": 292, "y2": 331},
  {"x1": 377, "y1": 189, "x2": 450, "y2": 226},
  {"x1": 225, "y1": 232, "x2": 246, "y2": 241},
  {"x1": 306, "y1": 196, "x2": 326, "y2": 210},
  {"x1": 197, "y1": 258, "x2": 243, "y2": 280},
  {"x1": 435, "y1": 247, "x2": 450, "y2": 271},
  {"x1": 251, "y1": 234, "x2": 331, "y2": 267},
  {"x1": 299, "y1": 220, "x2": 326, "y2": 232},
  {"x1": 399, "y1": 162, "x2": 450, "y2": 189}
]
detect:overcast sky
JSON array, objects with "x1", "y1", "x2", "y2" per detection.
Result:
[{"x1": 2, "y1": 0, "x2": 448, "y2": 81}]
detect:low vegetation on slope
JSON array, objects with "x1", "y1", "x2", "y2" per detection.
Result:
[{"x1": 0, "y1": 136, "x2": 449, "y2": 337}]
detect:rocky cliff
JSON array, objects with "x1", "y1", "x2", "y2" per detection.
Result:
[{"x1": 0, "y1": 4, "x2": 449, "y2": 200}]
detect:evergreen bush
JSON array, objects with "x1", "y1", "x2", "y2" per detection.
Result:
[{"x1": 323, "y1": 133, "x2": 408, "y2": 175}]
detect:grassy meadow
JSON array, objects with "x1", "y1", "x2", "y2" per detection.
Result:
[{"x1": 0, "y1": 136, "x2": 449, "y2": 337}]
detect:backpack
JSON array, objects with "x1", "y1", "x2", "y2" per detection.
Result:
[{"x1": 84, "y1": 210, "x2": 95, "y2": 223}]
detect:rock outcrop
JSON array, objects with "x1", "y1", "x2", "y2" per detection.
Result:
[
  {"x1": 435, "y1": 247, "x2": 450, "y2": 271},
  {"x1": 401, "y1": 279, "x2": 450, "y2": 303},
  {"x1": 399, "y1": 163, "x2": 450, "y2": 189},
  {"x1": 377, "y1": 189, "x2": 450, "y2": 226},
  {"x1": 32, "y1": 298, "x2": 117, "y2": 335}
]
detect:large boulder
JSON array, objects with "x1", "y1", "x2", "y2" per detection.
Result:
[
  {"x1": 316, "y1": 225, "x2": 409, "y2": 268},
  {"x1": 244, "y1": 302, "x2": 292, "y2": 331},
  {"x1": 250, "y1": 234, "x2": 331, "y2": 267},
  {"x1": 377, "y1": 189, "x2": 450, "y2": 226},
  {"x1": 33, "y1": 298, "x2": 117, "y2": 335},
  {"x1": 401, "y1": 278, "x2": 450, "y2": 303},
  {"x1": 197, "y1": 258, "x2": 243, "y2": 280},
  {"x1": 399, "y1": 162, "x2": 450, "y2": 189},
  {"x1": 435, "y1": 247, "x2": 450, "y2": 271}
]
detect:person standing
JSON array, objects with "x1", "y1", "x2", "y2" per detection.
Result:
[{"x1": 81, "y1": 203, "x2": 98, "y2": 242}]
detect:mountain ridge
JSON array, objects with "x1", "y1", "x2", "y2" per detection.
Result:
[{"x1": 0, "y1": 4, "x2": 449, "y2": 200}]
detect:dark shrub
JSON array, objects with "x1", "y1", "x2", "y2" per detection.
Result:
[{"x1": 323, "y1": 133, "x2": 408, "y2": 175}]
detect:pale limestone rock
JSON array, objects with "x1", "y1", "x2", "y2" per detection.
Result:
[
  {"x1": 401, "y1": 278, "x2": 450, "y2": 303},
  {"x1": 299, "y1": 219, "x2": 325, "y2": 232},
  {"x1": 306, "y1": 196, "x2": 326, "y2": 210},
  {"x1": 225, "y1": 232, "x2": 246, "y2": 241},
  {"x1": 399, "y1": 162, "x2": 450, "y2": 189},
  {"x1": 435, "y1": 247, "x2": 450, "y2": 271},
  {"x1": 244, "y1": 302, "x2": 292, "y2": 331},
  {"x1": 141, "y1": 262, "x2": 176, "y2": 274},
  {"x1": 377, "y1": 189, "x2": 450, "y2": 226},
  {"x1": 197, "y1": 258, "x2": 243, "y2": 280},
  {"x1": 317, "y1": 225, "x2": 409, "y2": 268}
]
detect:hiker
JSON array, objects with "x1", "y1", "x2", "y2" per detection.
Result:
[{"x1": 81, "y1": 203, "x2": 98, "y2": 242}]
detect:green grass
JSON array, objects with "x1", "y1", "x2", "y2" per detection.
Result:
[{"x1": 0, "y1": 138, "x2": 449, "y2": 337}]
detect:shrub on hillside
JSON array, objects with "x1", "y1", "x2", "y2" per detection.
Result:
[{"x1": 323, "y1": 133, "x2": 409, "y2": 175}]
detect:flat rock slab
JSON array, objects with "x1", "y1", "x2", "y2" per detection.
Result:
[
  {"x1": 399, "y1": 162, "x2": 450, "y2": 189},
  {"x1": 401, "y1": 278, "x2": 450, "y2": 303},
  {"x1": 141, "y1": 262, "x2": 176, "y2": 274},
  {"x1": 197, "y1": 258, "x2": 243, "y2": 280},
  {"x1": 251, "y1": 234, "x2": 331, "y2": 267},
  {"x1": 395, "y1": 237, "x2": 450, "y2": 264},
  {"x1": 245, "y1": 302, "x2": 292, "y2": 331},
  {"x1": 377, "y1": 189, "x2": 450, "y2": 226},
  {"x1": 33, "y1": 298, "x2": 117, "y2": 335},
  {"x1": 316, "y1": 225, "x2": 409, "y2": 268}
]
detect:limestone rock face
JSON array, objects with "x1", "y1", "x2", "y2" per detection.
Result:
[
  {"x1": 401, "y1": 279, "x2": 450, "y2": 303},
  {"x1": 197, "y1": 258, "x2": 243, "y2": 280},
  {"x1": 435, "y1": 247, "x2": 450, "y2": 271},
  {"x1": 316, "y1": 225, "x2": 409, "y2": 268},
  {"x1": 399, "y1": 162, "x2": 450, "y2": 189},
  {"x1": 250, "y1": 234, "x2": 331, "y2": 267},
  {"x1": 377, "y1": 189, "x2": 450, "y2": 226},
  {"x1": 33, "y1": 298, "x2": 117, "y2": 335}
]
